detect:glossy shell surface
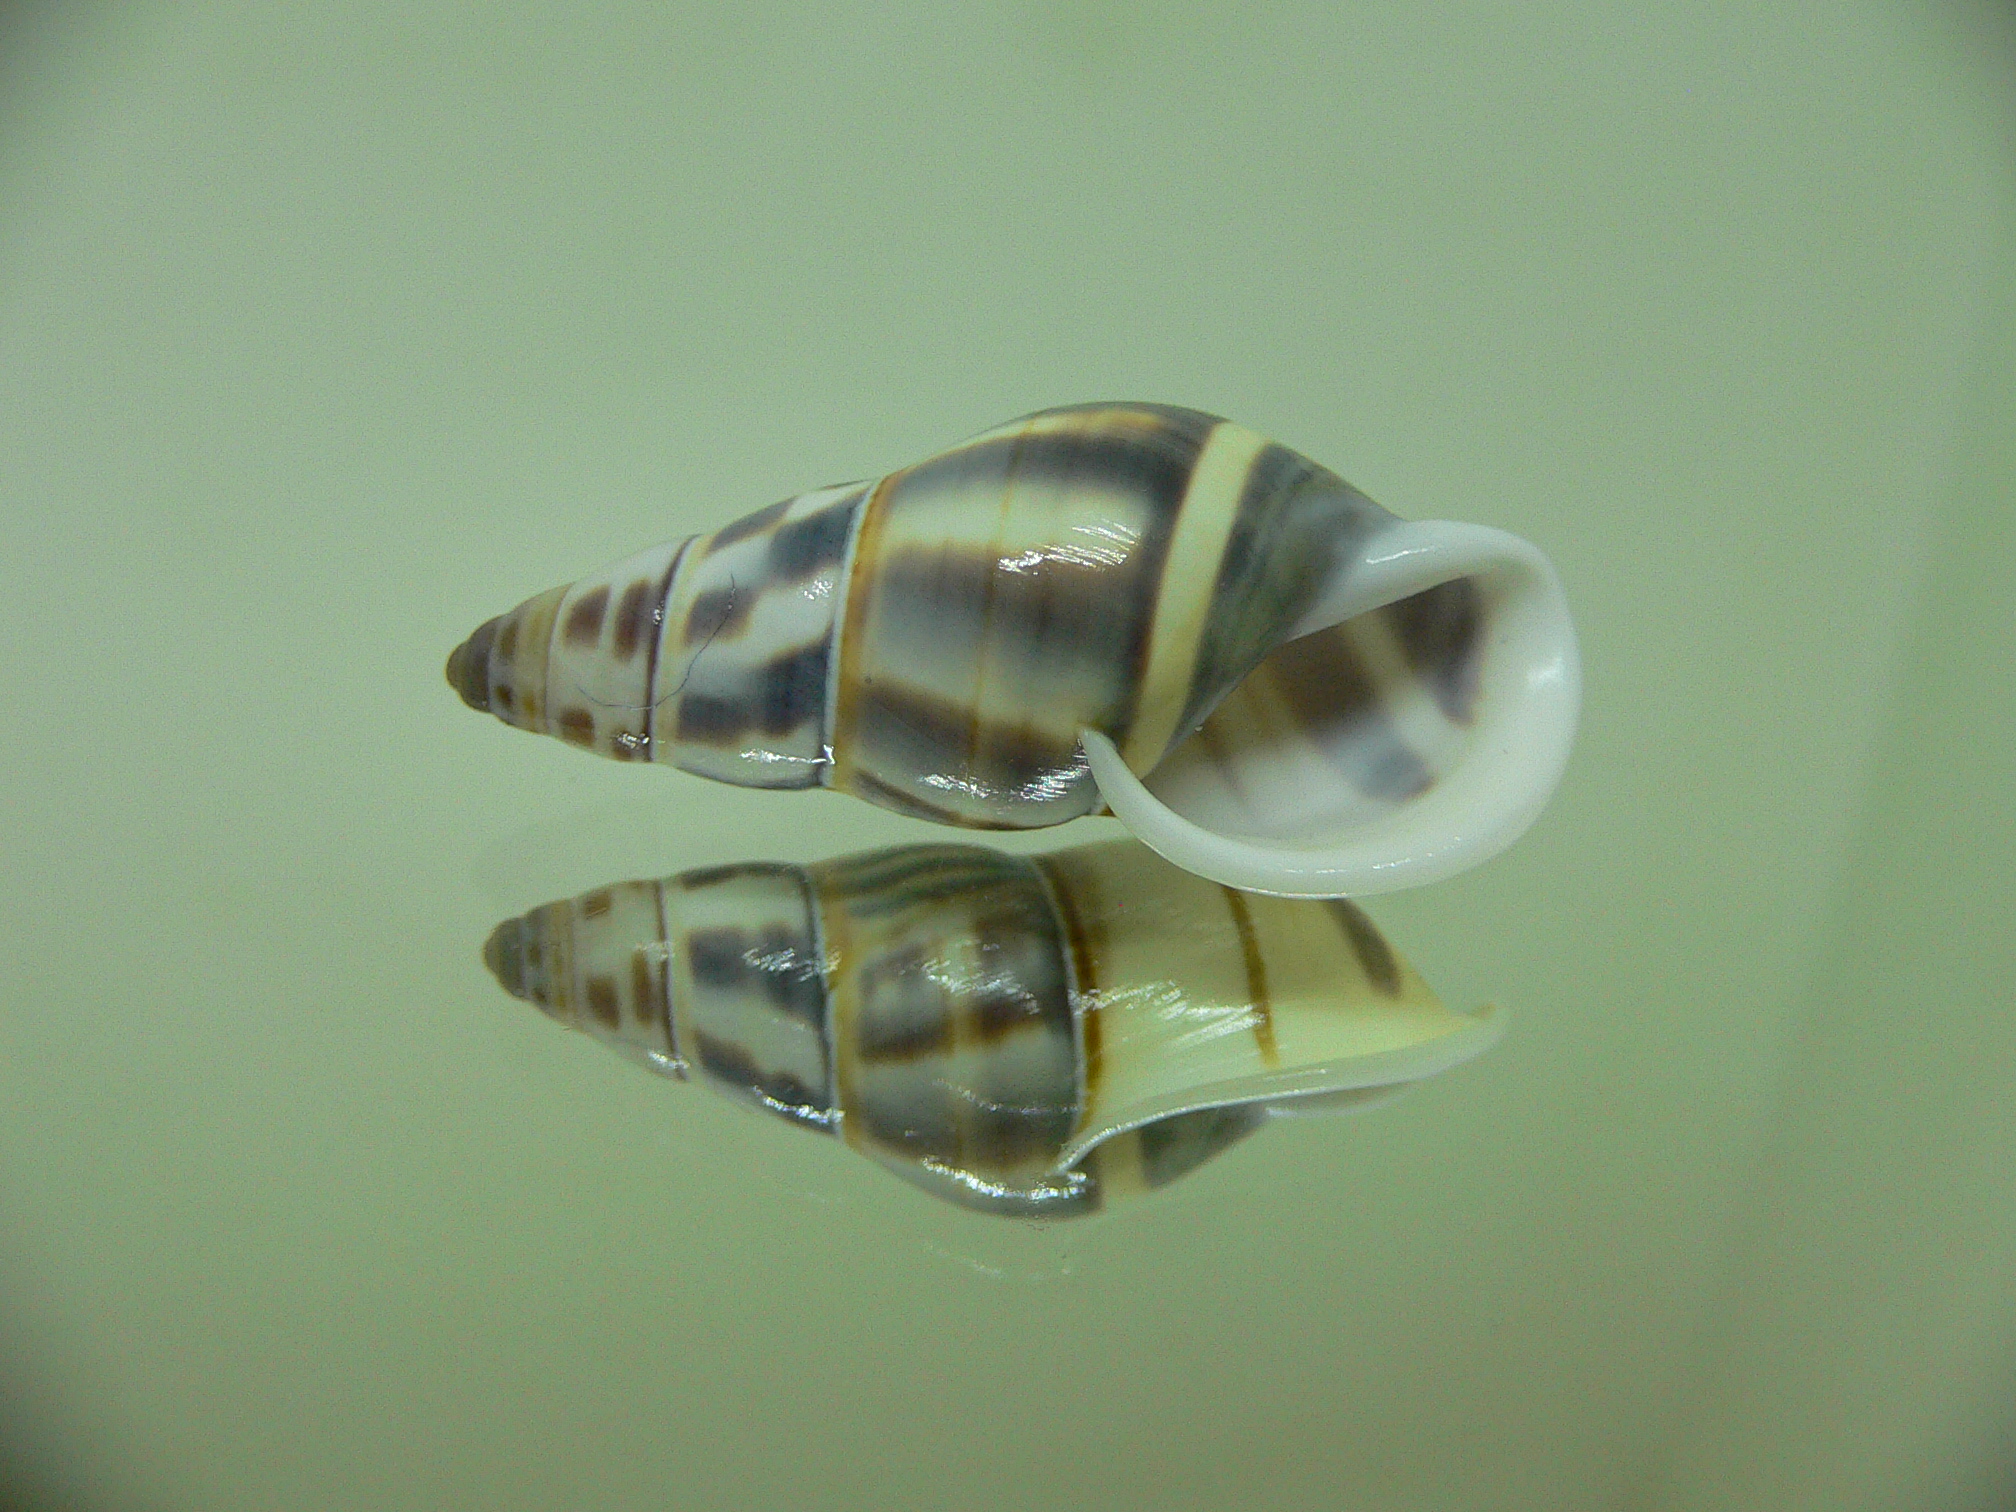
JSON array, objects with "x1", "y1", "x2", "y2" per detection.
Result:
[{"x1": 450, "y1": 404, "x2": 1580, "y2": 897}]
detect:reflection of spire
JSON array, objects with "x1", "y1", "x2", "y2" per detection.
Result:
[{"x1": 479, "y1": 837, "x2": 1502, "y2": 1218}]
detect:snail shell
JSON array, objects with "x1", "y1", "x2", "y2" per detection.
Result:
[
  {"x1": 482, "y1": 837, "x2": 1502, "y2": 1217},
  {"x1": 448, "y1": 404, "x2": 1580, "y2": 896}
]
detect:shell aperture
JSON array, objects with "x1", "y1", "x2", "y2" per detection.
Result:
[
  {"x1": 448, "y1": 404, "x2": 1580, "y2": 897},
  {"x1": 481, "y1": 837, "x2": 1502, "y2": 1217}
]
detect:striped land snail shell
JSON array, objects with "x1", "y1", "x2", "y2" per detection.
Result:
[{"x1": 448, "y1": 403, "x2": 1579, "y2": 897}]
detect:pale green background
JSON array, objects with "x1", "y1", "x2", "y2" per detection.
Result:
[{"x1": 2, "y1": 3, "x2": 2013, "y2": 1509}]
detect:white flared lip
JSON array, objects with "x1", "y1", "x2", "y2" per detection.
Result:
[{"x1": 1085, "y1": 519, "x2": 1583, "y2": 898}]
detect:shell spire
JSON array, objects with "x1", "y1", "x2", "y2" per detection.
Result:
[
  {"x1": 450, "y1": 404, "x2": 1580, "y2": 897},
  {"x1": 446, "y1": 478, "x2": 867, "y2": 785},
  {"x1": 481, "y1": 837, "x2": 1503, "y2": 1218}
]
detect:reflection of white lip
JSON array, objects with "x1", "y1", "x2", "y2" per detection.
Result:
[
  {"x1": 1054, "y1": 1001, "x2": 1509, "y2": 1171},
  {"x1": 1088, "y1": 519, "x2": 1582, "y2": 898}
]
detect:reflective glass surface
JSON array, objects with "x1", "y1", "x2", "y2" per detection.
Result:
[{"x1": 2, "y1": 5, "x2": 2012, "y2": 1509}]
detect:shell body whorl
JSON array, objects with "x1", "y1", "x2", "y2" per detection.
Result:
[
  {"x1": 449, "y1": 403, "x2": 1580, "y2": 897},
  {"x1": 825, "y1": 404, "x2": 1388, "y2": 827},
  {"x1": 484, "y1": 838, "x2": 1501, "y2": 1217}
]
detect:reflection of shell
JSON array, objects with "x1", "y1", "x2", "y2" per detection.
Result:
[
  {"x1": 449, "y1": 403, "x2": 1579, "y2": 896},
  {"x1": 483, "y1": 838, "x2": 1501, "y2": 1217}
]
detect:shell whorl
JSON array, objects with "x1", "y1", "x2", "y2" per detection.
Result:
[
  {"x1": 824, "y1": 404, "x2": 1390, "y2": 826},
  {"x1": 449, "y1": 403, "x2": 1580, "y2": 897},
  {"x1": 483, "y1": 838, "x2": 1501, "y2": 1217}
]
